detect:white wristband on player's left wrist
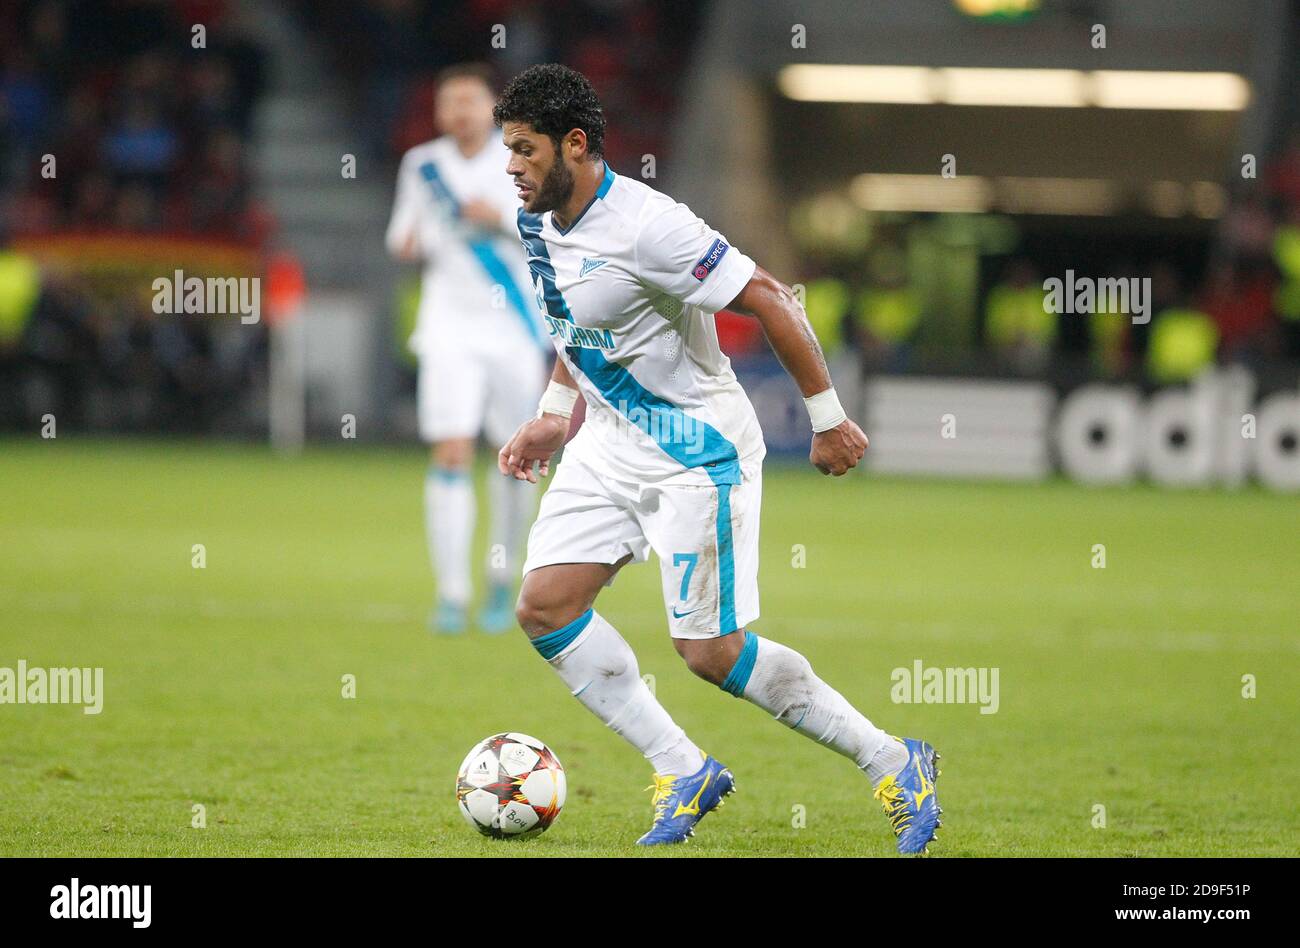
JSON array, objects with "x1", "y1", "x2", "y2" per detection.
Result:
[
  {"x1": 804, "y1": 387, "x2": 847, "y2": 433},
  {"x1": 537, "y1": 380, "x2": 579, "y2": 419}
]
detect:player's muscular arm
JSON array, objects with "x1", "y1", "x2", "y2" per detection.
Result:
[
  {"x1": 728, "y1": 266, "x2": 832, "y2": 396},
  {"x1": 728, "y1": 266, "x2": 868, "y2": 476},
  {"x1": 497, "y1": 359, "x2": 576, "y2": 483}
]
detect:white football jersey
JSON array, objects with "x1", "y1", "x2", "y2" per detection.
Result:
[
  {"x1": 518, "y1": 162, "x2": 765, "y2": 486},
  {"x1": 387, "y1": 136, "x2": 544, "y2": 356}
]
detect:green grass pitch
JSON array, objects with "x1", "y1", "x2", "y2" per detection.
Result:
[{"x1": 1, "y1": 438, "x2": 1296, "y2": 856}]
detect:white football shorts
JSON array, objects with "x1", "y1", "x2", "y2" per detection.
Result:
[
  {"x1": 417, "y1": 331, "x2": 546, "y2": 445},
  {"x1": 523, "y1": 453, "x2": 762, "y2": 639}
]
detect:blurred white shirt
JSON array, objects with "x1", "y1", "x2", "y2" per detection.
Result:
[
  {"x1": 387, "y1": 135, "x2": 544, "y2": 356},
  {"x1": 517, "y1": 163, "x2": 765, "y2": 487}
]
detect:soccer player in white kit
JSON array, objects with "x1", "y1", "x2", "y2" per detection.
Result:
[
  {"x1": 493, "y1": 65, "x2": 942, "y2": 852},
  {"x1": 386, "y1": 64, "x2": 548, "y2": 634}
]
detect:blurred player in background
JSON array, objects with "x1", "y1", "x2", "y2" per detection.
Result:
[
  {"x1": 386, "y1": 64, "x2": 548, "y2": 634},
  {"x1": 494, "y1": 65, "x2": 941, "y2": 853}
]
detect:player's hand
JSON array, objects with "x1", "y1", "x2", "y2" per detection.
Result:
[
  {"x1": 810, "y1": 419, "x2": 868, "y2": 476},
  {"x1": 498, "y1": 414, "x2": 570, "y2": 483},
  {"x1": 460, "y1": 199, "x2": 502, "y2": 231},
  {"x1": 392, "y1": 233, "x2": 420, "y2": 261}
]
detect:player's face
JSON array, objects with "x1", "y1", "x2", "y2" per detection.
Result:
[
  {"x1": 435, "y1": 77, "x2": 494, "y2": 142},
  {"x1": 503, "y1": 122, "x2": 574, "y2": 214}
]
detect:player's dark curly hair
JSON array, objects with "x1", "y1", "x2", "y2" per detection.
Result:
[{"x1": 493, "y1": 64, "x2": 606, "y2": 159}]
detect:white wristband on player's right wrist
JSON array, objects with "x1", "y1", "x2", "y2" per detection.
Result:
[
  {"x1": 537, "y1": 380, "x2": 579, "y2": 419},
  {"x1": 804, "y1": 387, "x2": 847, "y2": 432}
]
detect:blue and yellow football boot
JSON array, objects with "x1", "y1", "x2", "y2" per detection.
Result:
[
  {"x1": 636, "y1": 755, "x2": 736, "y2": 845},
  {"x1": 873, "y1": 737, "x2": 942, "y2": 855}
]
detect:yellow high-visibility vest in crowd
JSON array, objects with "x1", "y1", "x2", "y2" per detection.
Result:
[
  {"x1": 394, "y1": 274, "x2": 421, "y2": 367},
  {"x1": 984, "y1": 283, "x2": 1055, "y2": 348},
  {"x1": 1273, "y1": 224, "x2": 1300, "y2": 322},
  {"x1": 856, "y1": 286, "x2": 922, "y2": 345},
  {"x1": 1146, "y1": 307, "x2": 1218, "y2": 383},
  {"x1": 1087, "y1": 301, "x2": 1129, "y2": 377},
  {"x1": 803, "y1": 277, "x2": 849, "y2": 357},
  {"x1": 0, "y1": 252, "x2": 41, "y2": 346}
]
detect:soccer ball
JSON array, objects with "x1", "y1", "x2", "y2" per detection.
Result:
[{"x1": 455, "y1": 732, "x2": 566, "y2": 838}]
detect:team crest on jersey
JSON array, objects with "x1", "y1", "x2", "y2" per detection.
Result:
[
  {"x1": 692, "y1": 238, "x2": 729, "y2": 281},
  {"x1": 579, "y1": 257, "x2": 609, "y2": 277}
]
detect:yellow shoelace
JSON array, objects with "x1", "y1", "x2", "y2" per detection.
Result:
[
  {"x1": 873, "y1": 776, "x2": 913, "y2": 834},
  {"x1": 644, "y1": 774, "x2": 678, "y2": 820}
]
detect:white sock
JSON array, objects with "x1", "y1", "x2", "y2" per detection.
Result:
[
  {"x1": 486, "y1": 470, "x2": 536, "y2": 589},
  {"x1": 533, "y1": 610, "x2": 705, "y2": 777},
  {"x1": 426, "y1": 466, "x2": 474, "y2": 606},
  {"x1": 722, "y1": 631, "x2": 903, "y2": 782},
  {"x1": 864, "y1": 738, "x2": 909, "y2": 784}
]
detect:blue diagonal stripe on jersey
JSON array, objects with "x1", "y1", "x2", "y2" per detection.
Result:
[
  {"x1": 465, "y1": 242, "x2": 543, "y2": 345},
  {"x1": 418, "y1": 160, "x2": 543, "y2": 347},
  {"x1": 517, "y1": 203, "x2": 741, "y2": 633},
  {"x1": 516, "y1": 208, "x2": 740, "y2": 486},
  {"x1": 419, "y1": 160, "x2": 460, "y2": 211}
]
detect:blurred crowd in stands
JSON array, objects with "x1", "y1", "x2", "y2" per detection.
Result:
[
  {"x1": 2, "y1": 0, "x2": 1297, "y2": 436},
  {"x1": 2, "y1": 0, "x2": 268, "y2": 238},
  {"x1": 975, "y1": 132, "x2": 1300, "y2": 386},
  {"x1": 776, "y1": 129, "x2": 1300, "y2": 390},
  {"x1": 291, "y1": 0, "x2": 698, "y2": 171},
  {"x1": 0, "y1": 0, "x2": 268, "y2": 432}
]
